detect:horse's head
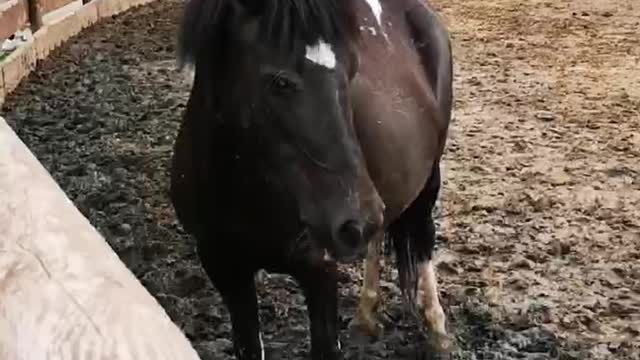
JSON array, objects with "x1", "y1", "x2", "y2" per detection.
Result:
[{"x1": 179, "y1": 0, "x2": 385, "y2": 261}]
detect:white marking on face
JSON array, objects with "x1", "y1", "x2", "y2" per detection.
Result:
[
  {"x1": 259, "y1": 332, "x2": 265, "y2": 360},
  {"x1": 323, "y1": 249, "x2": 334, "y2": 261},
  {"x1": 364, "y1": 0, "x2": 383, "y2": 26},
  {"x1": 361, "y1": 0, "x2": 390, "y2": 42},
  {"x1": 359, "y1": 25, "x2": 377, "y2": 36},
  {"x1": 305, "y1": 40, "x2": 336, "y2": 69}
]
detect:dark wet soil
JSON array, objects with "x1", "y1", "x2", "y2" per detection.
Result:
[{"x1": 2, "y1": 0, "x2": 638, "y2": 359}]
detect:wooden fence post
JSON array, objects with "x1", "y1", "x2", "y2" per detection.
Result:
[{"x1": 26, "y1": 0, "x2": 42, "y2": 32}]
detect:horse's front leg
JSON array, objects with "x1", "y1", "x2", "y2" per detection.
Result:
[
  {"x1": 350, "y1": 232, "x2": 384, "y2": 338},
  {"x1": 199, "y1": 251, "x2": 263, "y2": 360},
  {"x1": 221, "y1": 278, "x2": 264, "y2": 360},
  {"x1": 295, "y1": 259, "x2": 342, "y2": 360}
]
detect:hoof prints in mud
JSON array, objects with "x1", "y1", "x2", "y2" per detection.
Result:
[{"x1": 2, "y1": 0, "x2": 587, "y2": 359}]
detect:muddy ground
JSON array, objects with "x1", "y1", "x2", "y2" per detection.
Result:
[{"x1": 2, "y1": 0, "x2": 639, "y2": 359}]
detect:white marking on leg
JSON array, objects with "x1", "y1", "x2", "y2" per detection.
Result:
[
  {"x1": 361, "y1": 235, "x2": 382, "y2": 304},
  {"x1": 305, "y1": 40, "x2": 336, "y2": 69},
  {"x1": 418, "y1": 260, "x2": 447, "y2": 336},
  {"x1": 259, "y1": 332, "x2": 265, "y2": 360},
  {"x1": 353, "y1": 233, "x2": 383, "y2": 336}
]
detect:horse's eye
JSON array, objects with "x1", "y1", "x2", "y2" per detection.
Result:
[
  {"x1": 265, "y1": 71, "x2": 301, "y2": 93},
  {"x1": 273, "y1": 76, "x2": 292, "y2": 90}
]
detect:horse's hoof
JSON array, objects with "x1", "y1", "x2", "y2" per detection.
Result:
[
  {"x1": 348, "y1": 315, "x2": 384, "y2": 341},
  {"x1": 427, "y1": 331, "x2": 455, "y2": 354}
]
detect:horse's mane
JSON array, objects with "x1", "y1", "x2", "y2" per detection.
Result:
[{"x1": 178, "y1": 0, "x2": 359, "y2": 68}]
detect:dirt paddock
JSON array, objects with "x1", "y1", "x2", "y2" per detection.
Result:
[{"x1": 2, "y1": 0, "x2": 638, "y2": 359}]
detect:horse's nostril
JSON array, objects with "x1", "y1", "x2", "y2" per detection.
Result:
[{"x1": 337, "y1": 220, "x2": 364, "y2": 248}]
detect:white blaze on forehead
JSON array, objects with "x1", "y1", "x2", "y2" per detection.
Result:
[
  {"x1": 305, "y1": 40, "x2": 336, "y2": 69},
  {"x1": 364, "y1": 0, "x2": 383, "y2": 26}
]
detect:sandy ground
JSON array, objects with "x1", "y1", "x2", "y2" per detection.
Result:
[
  {"x1": 433, "y1": 0, "x2": 639, "y2": 358},
  {"x1": 2, "y1": 0, "x2": 638, "y2": 359}
]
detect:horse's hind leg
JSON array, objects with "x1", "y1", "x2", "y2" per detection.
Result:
[
  {"x1": 350, "y1": 231, "x2": 384, "y2": 338},
  {"x1": 417, "y1": 257, "x2": 449, "y2": 350},
  {"x1": 389, "y1": 162, "x2": 453, "y2": 352}
]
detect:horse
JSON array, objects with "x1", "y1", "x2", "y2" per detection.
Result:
[{"x1": 169, "y1": 0, "x2": 453, "y2": 358}]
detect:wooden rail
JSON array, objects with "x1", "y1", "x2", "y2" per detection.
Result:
[{"x1": 0, "y1": 116, "x2": 202, "y2": 359}]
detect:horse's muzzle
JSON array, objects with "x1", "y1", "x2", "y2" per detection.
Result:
[{"x1": 329, "y1": 201, "x2": 384, "y2": 262}]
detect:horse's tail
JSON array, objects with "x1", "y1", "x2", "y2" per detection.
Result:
[
  {"x1": 388, "y1": 229, "x2": 420, "y2": 312},
  {"x1": 385, "y1": 161, "x2": 441, "y2": 314}
]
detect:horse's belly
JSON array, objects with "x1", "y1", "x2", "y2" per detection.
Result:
[{"x1": 351, "y1": 75, "x2": 441, "y2": 222}]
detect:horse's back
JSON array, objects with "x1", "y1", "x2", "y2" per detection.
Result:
[{"x1": 351, "y1": 0, "x2": 452, "y2": 221}]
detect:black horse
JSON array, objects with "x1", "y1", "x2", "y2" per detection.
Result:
[{"x1": 170, "y1": 0, "x2": 453, "y2": 358}]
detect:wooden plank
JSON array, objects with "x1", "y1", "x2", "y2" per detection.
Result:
[
  {"x1": 40, "y1": 0, "x2": 76, "y2": 15},
  {"x1": 0, "y1": 0, "x2": 28, "y2": 41},
  {"x1": 0, "y1": 117, "x2": 203, "y2": 360}
]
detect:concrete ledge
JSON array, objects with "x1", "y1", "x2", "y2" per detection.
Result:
[
  {"x1": 0, "y1": 116, "x2": 201, "y2": 360},
  {"x1": 0, "y1": 0, "x2": 154, "y2": 107},
  {"x1": 1, "y1": 39, "x2": 37, "y2": 100}
]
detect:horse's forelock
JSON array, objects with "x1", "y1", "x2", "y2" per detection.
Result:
[
  {"x1": 260, "y1": 0, "x2": 359, "y2": 48},
  {"x1": 177, "y1": 0, "x2": 229, "y2": 69},
  {"x1": 177, "y1": 0, "x2": 359, "y2": 68}
]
